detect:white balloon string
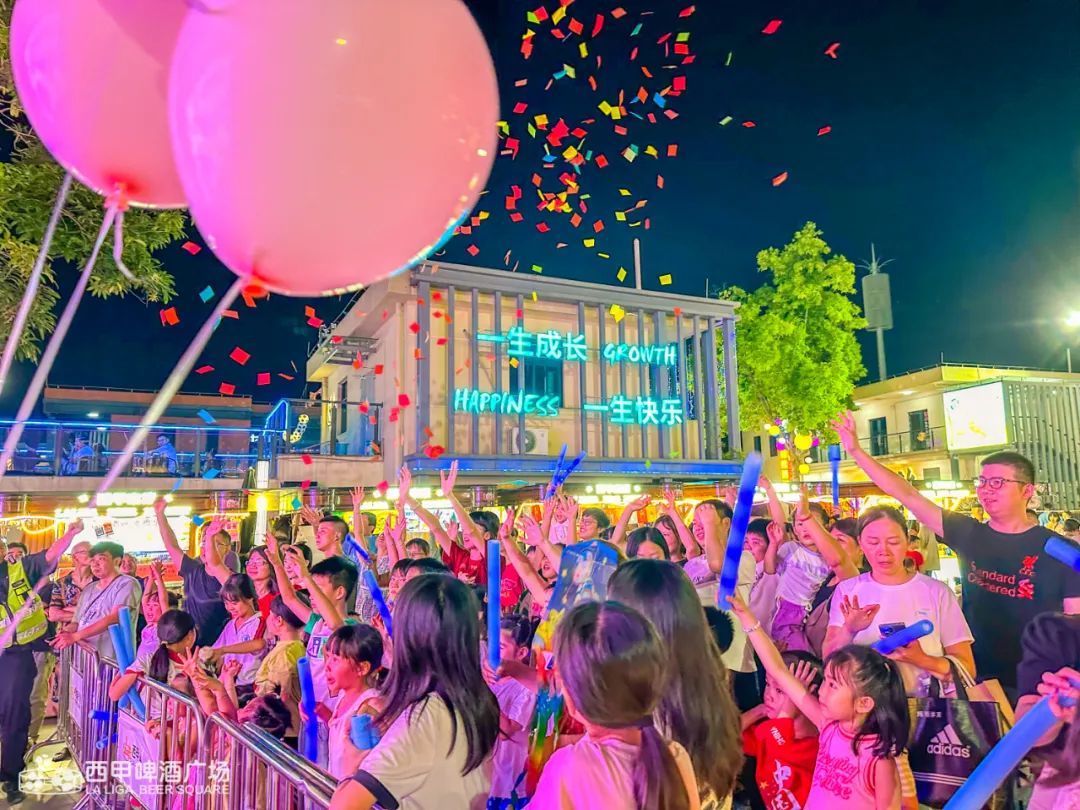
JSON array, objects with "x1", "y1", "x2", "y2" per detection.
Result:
[
  {"x1": 106, "y1": 186, "x2": 136, "y2": 281},
  {"x1": 0, "y1": 207, "x2": 119, "y2": 481},
  {"x1": 0, "y1": 173, "x2": 74, "y2": 396},
  {"x1": 92, "y1": 276, "x2": 247, "y2": 502}
]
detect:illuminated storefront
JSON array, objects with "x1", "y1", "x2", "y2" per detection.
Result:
[{"x1": 307, "y1": 261, "x2": 744, "y2": 489}]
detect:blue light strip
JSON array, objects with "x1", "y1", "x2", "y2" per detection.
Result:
[
  {"x1": 582, "y1": 403, "x2": 610, "y2": 412},
  {"x1": 476, "y1": 333, "x2": 507, "y2": 344},
  {"x1": 405, "y1": 454, "x2": 743, "y2": 479}
]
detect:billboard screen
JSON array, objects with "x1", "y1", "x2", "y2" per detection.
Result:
[{"x1": 943, "y1": 381, "x2": 1009, "y2": 451}]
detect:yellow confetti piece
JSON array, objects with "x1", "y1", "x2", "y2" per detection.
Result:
[
  {"x1": 510, "y1": 357, "x2": 520, "y2": 368},
  {"x1": 676, "y1": 32, "x2": 691, "y2": 42},
  {"x1": 617, "y1": 268, "x2": 628, "y2": 282},
  {"x1": 645, "y1": 459, "x2": 652, "y2": 469},
  {"x1": 597, "y1": 252, "x2": 611, "y2": 259},
  {"x1": 497, "y1": 121, "x2": 510, "y2": 135},
  {"x1": 552, "y1": 5, "x2": 567, "y2": 24},
  {"x1": 563, "y1": 145, "x2": 580, "y2": 160},
  {"x1": 579, "y1": 42, "x2": 588, "y2": 58},
  {"x1": 533, "y1": 113, "x2": 549, "y2": 128},
  {"x1": 527, "y1": 10, "x2": 540, "y2": 23},
  {"x1": 583, "y1": 238, "x2": 596, "y2": 248},
  {"x1": 610, "y1": 304, "x2": 626, "y2": 322},
  {"x1": 645, "y1": 145, "x2": 659, "y2": 157},
  {"x1": 563, "y1": 63, "x2": 577, "y2": 79},
  {"x1": 531, "y1": 291, "x2": 538, "y2": 302},
  {"x1": 598, "y1": 100, "x2": 613, "y2": 116},
  {"x1": 477, "y1": 211, "x2": 490, "y2": 221},
  {"x1": 619, "y1": 188, "x2": 632, "y2": 196},
  {"x1": 719, "y1": 115, "x2": 733, "y2": 126},
  {"x1": 531, "y1": 264, "x2": 543, "y2": 273},
  {"x1": 615, "y1": 211, "x2": 627, "y2": 221},
  {"x1": 659, "y1": 274, "x2": 673, "y2": 286}
]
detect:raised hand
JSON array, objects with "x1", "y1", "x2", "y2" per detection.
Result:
[
  {"x1": 148, "y1": 559, "x2": 165, "y2": 581},
  {"x1": 398, "y1": 465, "x2": 412, "y2": 501},
  {"x1": 299, "y1": 506, "x2": 323, "y2": 527},
  {"x1": 439, "y1": 460, "x2": 459, "y2": 497},
  {"x1": 661, "y1": 486, "x2": 679, "y2": 517},
  {"x1": 221, "y1": 659, "x2": 242, "y2": 682},
  {"x1": 153, "y1": 497, "x2": 168, "y2": 517},
  {"x1": 350, "y1": 485, "x2": 366, "y2": 511},
  {"x1": 520, "y1": 514, "x2": 543, "y2": 547},
  {"x1": 830, "y1": 411, "x2": 859, "y2": 455},
  {"x1": 283, "y1": 545, "x2": 310, "y2": 579},
  {"x1": 765, "y1": 520, "x2": 785, "y2": 546},
  {"x1": 499, "y1": 508, "x2": 517, "y2": 543},
  {"x1": 839, "y1": 594, "x2": 881, "y2": 634},
  {"x1": 625, "y1": 494, "x2": 651, "y2": 514},
  {"x1": 725, "y1": 592, "x2": 754, "y2": 627},
  {"x1": 446, "y1": 519, "x2": 460, "y2": 544}
]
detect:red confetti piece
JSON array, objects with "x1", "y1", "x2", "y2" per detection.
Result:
[
  {"x1": 307, "y1": 316, "x2": 324, "y2": 328},
  {"x1": 673, "y1": 307, "x2": 683, "y2": 317},
  {"x1": 817, "y1": 125, "x2": 832, "y2": 136},
  {"x1": 300, "y1": 479, "x2": 310, "y2": 490},
  {"x1": 388, "y1": 408, "x2": 399, "y2": 423},
  {"x1": 376, "y1": 481, "x2": 389, "y2": 496},
  {"x1": 466, "y1": 244, "x2": 480, "y2": 257},
  {"x1": 256, "y1": 372, "x2": 271, "y2": 386},
  {"x1": 512, "y1": 101, "x2": 528, "y2": 114},
  {"x1": 424, "y1": 445, "x2": 446, "y2": 460},
  {"x1": 762, "y1": 19, "x2": 783, "y2": 35},
  {"x1": 229, "y1": 347, "x2": 251, "y2": 365},
  {"x1": 591, "y1": 14, "x2": 604, "y2": 37},
  {"x1": 398, "y1": 393, "x2": 411, "y2": 408},
  {"x1": 358, "y1": 402, "x2": 370, "y2": 414},
  {"x1": 436, "y1": 337, "x2": 448, "y2": 346},
  {"x1": 181, "y1": 241, "x2": 201, "y2": 255},
  {"x1": 222, "y1": 310, "x2": 239, "y2": 319},
  {"x1": 218, "y1": 383, "x2": 235, "y2": 396},
  {"x1": 772, "y1": 171, "x2": 789, "y2": 187},
  {"x1": 304, "y1": 306, "x2": 315, "y2": 317},
  {"x1": 195, "y1": 365, "x2": 214, "y2": 375},
  {"x1": 409, "y1": 322, "x2": 420, "y2": 334},
  {"x1": 825, "y1": 42, "x2": 840, "y2": 58},
  {"x1": 160, "y1": 307, "x2": 179, "y2": 326},
  {"x1": 374, "y1": 364, "x2": 384, "y2": 375},
  {"x1": 301, "y1": 454, "x2": 312, "y2": 465},
  {"x1": 678, "y1": 5, "x2": 695, "y2": 16},
  {"x1": 742, "y1": 121, "x2": 756, "y2": 128}
]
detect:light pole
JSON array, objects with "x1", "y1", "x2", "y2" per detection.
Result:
[
  {"x1": 859, "y1": 245, "x2": 895, "y2": 381},
  {"x1": 1066, "y1": 312, "x2": 1080, "y2": 373}
]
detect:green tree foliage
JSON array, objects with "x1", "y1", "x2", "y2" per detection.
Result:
[
  {"x1": 0, "y1": 1, "x2": 183, "y2": 361},
  {"x1": 721, "y1": 222, "x2": 866, "y2": 438}
]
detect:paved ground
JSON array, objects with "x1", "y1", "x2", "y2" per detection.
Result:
[{"x1": 9, "y1": 723, "x2": 83, "y2": 810}]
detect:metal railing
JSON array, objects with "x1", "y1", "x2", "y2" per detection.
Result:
[{"x1": 805, "y1": 426, "x2": 947, "y2": 463}]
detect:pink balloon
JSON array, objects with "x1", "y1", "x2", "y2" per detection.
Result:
[
  {"x1": 10, "y1": 0, "x2": 187, "y2": 208},
  {"x1": 169, "y1": 0, "x2": 499, "y2": 296}
]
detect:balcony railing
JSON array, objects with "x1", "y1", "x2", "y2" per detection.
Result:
[{"x1": 807, "y1": 426, "x2": 946, "y2": 463}]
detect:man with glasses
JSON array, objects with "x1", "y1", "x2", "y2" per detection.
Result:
[{"x1": 832, "y1": 411, "x2": 1079, "y2": 694}]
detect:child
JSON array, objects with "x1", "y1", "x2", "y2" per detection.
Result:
[
  {"x1": 745, "y1": 519, "x2": 780, "y2": 636},
  {"x1": 486, "y1": 614, "x2": 538, "y2": 805},
  {"x1": 329, "y1": 574, "x2": 499, "y2": 809},
  {"x1": 386, "y1": 559, "x2": 412, "y2": 604},
  {"x1": 324, "y1": 624, "x2": 386, "y2": 779},
  {"x1": 253, "y1": 596, "x2": 307, "y2": 744},
  {"x1": 531, "y1": 600, "x2": 700, "y2": 810},
  {"x1": 109, "y1": 609, "x2": 197, "y2": 703},
  {"x1": 205, "y1": 573, "x2": 267, "y2": 687},
  {"x1": 135, "y1": 559, "x2": 180, "y2": 660},
  {"x1": 728, "y1": 593, "x2": 909, "y2": 810},
  {"x1": 740, "y1": 651, "x2": 823, "y2": 810}
]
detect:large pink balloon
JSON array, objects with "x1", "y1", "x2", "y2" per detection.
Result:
[
  {"x1": 169, "y1": 0, "x2": 499, "y2": 297},
  {"x1": 10, "y1": 0, "x2": 187, "y2": 208}
]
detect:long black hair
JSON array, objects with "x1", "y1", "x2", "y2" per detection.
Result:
[
  {"x1": 555, "y1": 601, "x2": 690, "y2": 810},
  {"x1": 608, "y1": 559, "x2": 743, "y2": 800},
  {"x1": 826, "y1": 645, "x2": 909, "y2": 758},
  {"x1": 374, "y1": 574, "x2": 499, "y2": 775},
  {"x1": 625, "y1": 527, "x2": 671, "y2": 560},
  {"x1": 148, "y1": 610, "x2": 195, "y2": 684}
]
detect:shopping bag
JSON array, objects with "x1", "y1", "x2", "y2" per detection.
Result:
[{"x1": 907, "y1": 659, "x2": 1013, "y2": 809}]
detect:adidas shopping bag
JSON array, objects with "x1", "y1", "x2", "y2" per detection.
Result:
[{"x1": 907, "y1": 659, "x2": 1012, "y2": 809}]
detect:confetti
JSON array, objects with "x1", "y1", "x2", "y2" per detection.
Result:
[
  {"x1": 659, "y1": 274, "x2": 672, "y2": 286},
  {"x1": 197, "y1": 409, "x2": 216, "y2": 425},
  {"x1": 817, "y1": 125, "x2": 832, "y2": 136},
  {"x1": 307, "y1": 316, "x2": 324, "y2": 328},
  {"x1": 218, "y1": 383, "x2": 235, "y2": 396},
  {"x1": 195, "y1": 365, "x2": 214, "y2": 375},
  {"x1": 610, "y1": 304, "x2": 626, "y2": 322},
  {"x1": 181, "y1": 241, "x2": 201, "y2": 255},
  {"x1": 398, "y1": 393, "x2": 411, "y2": 408},
  {"x1": 257, "y1": 372, "x2": 271, "y2": 386},
  {"x1": 202, "y1": 468, "x2": 220, "y2": 480},
  {"x1": 192, "y1": 516, "x2": 205, "y2": 527},
  {"x1": 160, "y1": 307, "x2": 179, "y2": 326},
  {"x1": 199, "y1": 286, "x2": 215, "y2": 303},
  {"x1": 772, "y1": 171, "x2": 789, "y2": 187},
  {"x1": 229, "y1": 347, "x2": 251, "y2": 365},
  {"x1": 376, "y1": 481, "x2": 390, "y2": 497},
  {"x1": 222, "y1": 310, "x2": 239, "y2": 320},
  {"x1": 762, "y1": 19, "x2": 783, "y2": 35},
  {"x1": 825, "y1": 42, "x2": 840, "y2": 58},
  {"x1": 302, "y1": 454, "x2": 313, "y2": 465}
]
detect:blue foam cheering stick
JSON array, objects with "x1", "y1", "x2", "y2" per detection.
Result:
[
  {"x1": 1045, "y1": 536, "x2": 1080, "y2": 572},
  {"x1": 828, "y1": 444, "x2": 841, "y2": 509},
  {"x1": 871, "y1": 619, "x2": 934, "y2": 655},
  {"x1": 944, "y1": 688, "x2": 1078, "y2": 810},
  {"x1": 345, "y1": 533, "x2": 371, "y2": 564},
  {"x1": 95, "y1": 732, "x2": 118, "y2": 751},
  {"x1": 363, "y1": 569, "x2": 393, "y2": 638},
  {"x1": 718, "y1": 452, "x2": 763, "y2": 608},
  {"x1": 555, "y1": 451, "x2": 586, "y2": 489},
  {"x1": 350, "y1": 715, "x2": 381, "y2": 751},
  {"x1": 546, "y1": 444, "x2": 568, "y2": 499},
  {"x1": 297, "y1": 657, "x2": 319, "y2": 762},
  {"x1": 108, "y1": 624, "x2": 147, "y2": 720},
  {"x1": 487, "y1": 541, "x2": 502, "y2": 671}
]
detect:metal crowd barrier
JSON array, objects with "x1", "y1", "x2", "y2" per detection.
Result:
[{"x1": 54, "y1": 641, "x2": 339, "y2": 810}]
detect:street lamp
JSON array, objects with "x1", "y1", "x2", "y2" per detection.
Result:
[{"x1": 1065, "y1": 312, "x2": 1080, "y2": 373}]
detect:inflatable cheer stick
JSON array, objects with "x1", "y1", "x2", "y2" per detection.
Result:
[
  {"x1": 345, "y1": 533, "x2": 371, "y2": 564},
  {"x1": 944, "y1": 687, "x2": 1078, "y2": 810},
  {"x1": 871, "y1": 620, "x2": 934, "y2": 656},
  {"x1": 363, "y1": 569, "x2": 393, "y2": 638},
  {"x1": 297, "y1": 657, "x2": 319, "y2": 762},
  {"x1": 828, "y1": 444, "x2": 842, "y2": 509},
  {"x1": 108, "y1": 624, "x2": 147, "y2": 720},
  {"x1": 1045, "y1": 536, "x2": 1080, "y2": 572},
  {"x1": 718, "y1": 453, "x2": 763, "y2": 608},
  {"x1": 545, "y1": 445, "x2": 568, "y2": 499},
  {"x1": 487, "y1": 541, "x2": 502, "y2": 671},
  {"x1": 350, "y1": 715, "x2": 381, "y2": 751}
]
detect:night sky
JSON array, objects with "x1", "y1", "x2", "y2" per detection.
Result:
[{"x1": 3, "y1": 0, "x2": 1079, "y2": 416}]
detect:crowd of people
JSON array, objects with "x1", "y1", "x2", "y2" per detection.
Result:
[{"x1": 0, "y1": 410, "x2": 1078, "y2": 809}]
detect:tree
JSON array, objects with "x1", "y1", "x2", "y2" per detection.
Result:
[
  {"x1": 721, "y1": 222, "x2": 866, "y2": 440},
  {"x1": 0, "y1": 1, "x2": 183, "y2": 361}
]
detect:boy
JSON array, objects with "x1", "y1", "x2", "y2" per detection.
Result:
[{"x1": 253, "y1": 596, "x2": 307, "y2": 745}]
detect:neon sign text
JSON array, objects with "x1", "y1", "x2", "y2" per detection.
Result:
[
  {"x1": 453, "y1": 389, "x2": 561, "y2": 417},
  {"x1": 477, "y1": 327, "x2": 676, "y2": 367},
  {"x1": 583, "y1": 396, "x2": 684, "y2": 426},
  {"x1": 453, "y1": 387, "x2": 684, "y2": 426}
]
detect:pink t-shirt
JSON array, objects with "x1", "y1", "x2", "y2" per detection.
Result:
[{"x1": 804, "y1": 723, "x2": 887, "y2": 810}]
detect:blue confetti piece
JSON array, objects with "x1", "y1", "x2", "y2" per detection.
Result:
[
  {"x1": 291, "y1": 497, "x2": 302, "y2": 510},
  {"x1": 171, "y1": 478, "x2": 183, "y2": 492},
  {"x1": 653, "y1": 92, "x2": 667, "y2": 108},
  {"x1": 199, "y1": 286, "x2": 215, "y2": 303},
  {"x1": 202, "y1": 468, "x2": 220, "y2": 480},
  {"x1": 192, "y1": 515, "x2": 205, "y2": 527},
  {"x1": 197, "y1": 409, "x2": 216, "y2": 425}
]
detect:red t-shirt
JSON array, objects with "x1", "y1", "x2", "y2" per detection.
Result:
[
  {"x1": 742, "y1": 718, "x2": 819, "y2": 810},
  {"x1": 257, "y1": 592, "x2": 275, "y2": 622},
  {"x1": 441, "y1": 544, "x2": 524, "y2": 609}
]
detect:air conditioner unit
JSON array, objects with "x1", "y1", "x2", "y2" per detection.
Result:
[{"x1": 511, "y1": 427, "x2": 549, "y2": 455}]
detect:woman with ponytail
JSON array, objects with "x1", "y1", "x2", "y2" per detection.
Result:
[
  {"x1": 108, "y1": 609, "x2": 196, "y2": 702},
  {"x1": 531, "y1": 600, "x2": 699, "y2": 810}
]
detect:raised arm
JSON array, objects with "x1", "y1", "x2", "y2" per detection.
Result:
[
  {"x1": 698, "y1": 503, "x2": 729, "y2": 574},
  {"x1": 203, "y1": 522, "x2": 233, "y2": 585},
  {"x1": 154, "y1": 499, "x2": 187, "y2": 571},
  {"x1": 758, "y1": 476, "x2": 788, "y2": 529},
  {"x1": 662, "y1": 487, "x2": 700, "y2": 558},
  {"x1": 832, "y1": 411, "x2": 943, "y2": 536},
  {"x1": 350, "y1": 485, "x2": 367, "y2": 541},
  {"x1": 522, "y1": 513, "x2": 563, "y2": 571},
  {"x1": 610, "y1": 495, "x2": 651, "y2": 549},
  {"x1": 440, "y1": 460, "x2": 482, "y2": 544},
  {"x1": 401, "y1": 465, "x2": 453, "y2": 555},
  {"x1": 727, "y1": 593, "x2": 826, "y2": 728},
  {"x1": 763, "y1": 520, "x2": 784, "y2": 575},
  {"x1": 794, "y1": 491, "x2": 858, "y2": 581},
  {"x1": 499, "y1": 510, "x2": 549, "y2": 602},
  {"x1": 288, "y1": 547, "x2": 344, "y2": 630},
  {"x1": 46, "y1": 519, "x2": 84, "y2": 567},
  {"x1": 148, "y1": 559, "x2": 169, "y2": 617},
  {"x1": 265, "y1": 533, "x2": 313, "y2": 624}
]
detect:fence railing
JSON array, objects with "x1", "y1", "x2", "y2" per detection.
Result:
[
  {"x1": 803, "y1": 426, "x2": 947, "y2": 463},
  {"x1": 52, "y1": 642, "x2": 336, "y2": 809}
]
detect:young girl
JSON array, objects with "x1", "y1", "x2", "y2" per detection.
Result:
[
  {"x1": 328, "y1": 574, "x2": 499, "y2": 810},
  {"x1": 498, "y1": 509, "x2": 555, "y2": 620},
  {"x1": 654, "y1": 514, "x2": 686, "y2": 564},
  {"x1": 136, "y1": 559, "x2": 179, "y2": 660},
  {"x1": 325, "y1": 624, "x2": 386, "y2": 779},
  {"x1": 728, "y1": 593, "x2": 909, "y2": 810},
  {"x1": 206, "y1": 574, "x2": 267, "y2": 687},
  {"x1": 246, "y1": 546, "x2": 278, "y2": 621},
  {"x1": 608, "y1": 559, "x2": 743, "y2": 809},
  {"x1": 109, "y1": 609, "x2": 197, "y2": 703},
  {"x1": 625, "y1": 527, "x2": 671, "y2": 560},
  {"x1": 531, "y1": 600, "x2": 700, "y2": 810},
  {"x1": 486, "y1": 614, "x2": 538, "y2": 805}
]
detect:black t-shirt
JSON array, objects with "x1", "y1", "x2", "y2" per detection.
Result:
[
  {"x1": 179, "y1": 556, "x2": 229, "y2": 645},
  {"x1": 942, "y1": 512, "x2": 1080, "y2": 687}
]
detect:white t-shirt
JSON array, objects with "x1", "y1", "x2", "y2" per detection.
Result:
[
  {"x1": 354, "y1": 695, "x2": 493, "y2": 810},
  {"x1": 73, "y1": 574, "x2": 142, "y2": 660},
  {"x1": 683, "y1": 554, "x2": 717, "y2": 605},
  {"x1": 828, "y1": 572, "x2": 974, "y2": 694},
  {"x1": 327, "y1": 687, "x2": 381, "y2": 780},
  {"x1": 135, "y1": 622, "x2": 160, "y2": 662},
  {"x1": 532, "y1": 734, "x2": 698, "y2": 810},
  {"x1": 774, "y1": 543, "x2": 831, "y2": 607},
  {"x1": 490, "y1": 676, "x2": 537, "y2": 799},
  {"x1": 212, "y1": 612, "x2": 266, "y2": 685},
  {"x1": 720, "y1": 550, "x2": 758, "y2": 674},
  {"x1": 749, "y1": 561, "x2": 780, "y2": 635}
]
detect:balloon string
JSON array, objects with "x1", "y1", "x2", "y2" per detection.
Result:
[
  {"x1": 92, "y1": 276, "x2": 248, "y2": 503},
  {"x1": 0, "y1": 173, "x2": 74, "y2": 397},
  {"x1": 0, "y1": 207, "x2": 119, "y2": 481},
  {"x1": 106, "y1": 186, "x2": 135, "y2": 282}
]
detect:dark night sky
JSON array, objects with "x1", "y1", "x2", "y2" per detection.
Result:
[{"x1": 3, "y1": 0, "x2": 1079, "y2": 415}]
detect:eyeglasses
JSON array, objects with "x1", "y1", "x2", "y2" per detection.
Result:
[{"x1": 974, "y1": 476, "x2": 1030, "y2": 490}]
